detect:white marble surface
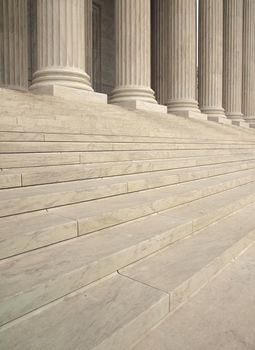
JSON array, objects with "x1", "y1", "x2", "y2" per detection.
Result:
[
  {"x1": 132, "y1": 242, "x2": 255, "y2": 350},
  {"x1": 0, "y1": 273, "x2": 169, "y2": 350},
  {"x1": 0, "y1": 211, "x2": 77, "y2": 259},
  {"x1": 121, "y1": 202, "x2": 255, "y2": 311}
]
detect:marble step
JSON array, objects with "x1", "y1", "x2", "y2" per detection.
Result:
[
  {"x1": 1, "y1": 181, "x2": 255, "y2": 325},
  {"x1": 0, "y1": 152, "x2": 81, "y2": 168},
  {"x1": 0, "y1": 211, "x2": 77, "y2": 259},
  {"x1": 0, "y1": 273, "x2": 169, "y2": 350},
  {"x1": 0, "y1": 115, "x2": 254, "y2": 139},
  {"x1": 130, "y1": 243, "x2": 255, "y2": 350},
  {"x1": 1, "y1": 156, "x2": 253, "y2": 191},
  {"x1": 1, "y1": 180, "x2": 255, "y2": 260},
  {"x1": 1, "y1": 131, "x2": 255, "y2": 145},
  {"x1": 3, "y1": 204, "x2": 253, "y2": 350},
  {"x1": 2, "y1": 141, "x2": 255, "y2": 153},
  {"x1": 0, "y1": 168, "x2": 255, "y2": 217},
  {"x1": 2, "y1": 149, "x2": 255, "y2": 170},
  {"x1": 2, "y1": 153, "x2": 255, "y2": 187},
  {"x1": 121, "y1": 201, "x2": 255, "y2": 314},
  {"x1": 47, "y1": 168, "x2": 255, "y2": 234}
]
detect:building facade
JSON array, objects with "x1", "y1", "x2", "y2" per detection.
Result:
[{"x1": 0, "y1": 0, "x2": 255, "y2": 122}]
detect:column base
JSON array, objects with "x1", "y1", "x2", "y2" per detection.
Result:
[
  {"x1": 29, "y1": 85, "x2": 107, "y2": 104},
  {"x1": 110, "y1": 100, "x2": 167, "y2": 113},
  {"x1": 168, "y1": 110, "x2": 208, "y2": 121},
  {"x1": 201, "y1": 107, "x2": 232, "y2": 125},
  {"x1": 226, "y1": 112, "x2": 244, "y2": 121},
  {"x1": 244, "y1": 116, "x2": 255, "y2": 123},
  {"x1": 207, "y1": 115, "x2": 233, "y2": 125},
  {"x1": 231, "y1": 120, "x2": 250, "y2": 128},
  {"x1": 167, "y1": 99, "x2": 200, "y2": 114}
]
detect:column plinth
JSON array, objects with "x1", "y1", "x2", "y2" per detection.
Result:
[
  {"x1": 167, "y1": 0, "x2": 200, "y2": 117},
  {"x1": 223, "y1": 0, "x2": 243, "y2": 124},
  {"x1": 199, "y1": 0, "x2": 226, "y2": 122},
  {"x1": 242, "y1": 0, "x2": 255, "y2": 122},
  {"x1": 110, "y1": 0, "x2": 166, "y2": 112},
  {"x1": 0, "y1": 0, "x2": 28, "y2": 91}
]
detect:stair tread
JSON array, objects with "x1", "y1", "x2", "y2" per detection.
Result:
[
  {"x1": 49, "y1": 168, "x2": 255, "y2": 220},
  {"x1": 1, "y1": 201, "x2": 255, "y2": 350},
  {"x1": 0, "y1": 211, "x2": 77, "y2": 259},
  {"x1": 2, "y1": 153, "x2": 255, "y2": 188},
  {"x1": 1, "y1": 130, "x2": 255, "y2": 144},
  {"x1": 1, "y1": 160, "x2": 255, "y2": 199},
  {"x1": 1, "y1": 182, "x2": 255, "y2": 325},
  {"x1": 1, "y1": 181, "x2": 255, "y2": 260},
  {"x1": 2, "y1": 152, "x2": 255, "y2": 171},
  {"x1": 2, "y1": 141, "x2": 255, "y2": 153},
  {"x1": 0, "y1": 165, "x2": 251, "y2": 221},
  {"x1": 131, "y1": 243, "x2": 255, "y2": 350},
  {"x1": 120, "y1": 202, "x2": 255, "y2": 301},
  {"x1": 0, "y1": 273, "x2": 169, "y2": 350}
]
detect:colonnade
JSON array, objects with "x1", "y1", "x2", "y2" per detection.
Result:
[{"x1": 0, "y1": 0, "x2": 255, "y2": 122}]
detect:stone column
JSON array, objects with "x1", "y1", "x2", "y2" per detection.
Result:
[
  {"x1": 199, "y1": 0, "x2": 226, "y2": 122},
  {"x1": 30, "y1": 0, "x2": 106, "y2": 102},
  {"x1": 242, "y1": 0, "x2": 255, "y2": 121},
  {"x1": 0, "y1": 0, "x2": 28, "y2": 90},
  {"x1": 167, "y1": 0, "x2": 200, "y2": 117},
  {"x1": 223, "y1": 0, "x2": 243, "y2": 123},
  {"x1": 110, "y1": 0, "x2": 166, "y2": 112},
  {"x1": 85, "y1": 0, "x2": 93, "y2": 80},
  {"x1": 151, "y1": 0, "x2": 168, "y2": 105}
]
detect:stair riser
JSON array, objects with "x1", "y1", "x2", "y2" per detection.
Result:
[
  {"x1": 4, "y1": 155, "x2": 255, "y2": 187},
  {"x1": 0, "y1": 153, "x2": 81, "y2": 168},
  {"x1": 0, "y1": 274, "x2": 169, "y2": 350},
  {"x1": 2, "y1": 151, "x2": 255, "y2": 169},
  {"x1": 1, "y1": 165, "x2": 255, "y2": 217},
  {"x1": 2, "y1": 186, "x2": 255, "y2": 263},
  {"x1": 21, "y1": 157, "x2": 255, "y2": 186},
  {"x1": 0, "y1": 219, "x2": 77, "y2": 260},
  {"x1": 0, "y1": 222, "x2": 190, "y2": 327},
  {"x1": 1, "y1": 131, "x2": 255, "y2": 145},
  {"x1": 2, "y1": 191, "x2": 255, "y2": 326},
  {"x1": 1, "y1": 142, "x2": 255, "y2": 153},
  {"x1": 73, "y1": 175, "x2": 255, "y2": 235},
  {"x1": 0, "y1": 174, "x2": 21, "y2": 189},
  {"x1": 170, "y1": 229, "x2": 255, "y2": 313},
  {"x1": 92, "y1": 297, "x2": 169, "y2": 350}
]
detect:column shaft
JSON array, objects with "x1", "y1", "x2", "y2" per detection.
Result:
[
  {"x1": 85, "y1": 0, "x2": 93, "y2": 79},
  {"x1": 30, "y1": 0, "x2": 93, "y2": 91},
  {"x1": 110, "y1": 0, "x2": 161, "y2": 109},
  {"x1": 0, "y1": 0, "x2": 28, "y2": 90},
  {"x1": 242, "y1": 0, "x2": 255, "y2": 120},
  {"x1": 167, "y1": 0, "x2": 199, "y2": 114},
  {"x1": 151, "y1": 0, "x2": 168, "y2": 105},
  {"x1": 199, "y1": 0, "x2": 225, "y2": 119},
  {"x1": 223, "y1": 0, "x2": 243, "y2": 120}
]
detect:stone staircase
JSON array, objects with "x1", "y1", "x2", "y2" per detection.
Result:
[{"x1": 1, "y1": 88, "x2": 255, "y2": 350}]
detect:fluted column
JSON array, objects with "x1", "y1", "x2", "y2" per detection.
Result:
[
  {"x1": 151, "y1": 0, "x2": 168, "y2": 105},
  {"x1": 85, "y1": 0, "x2": 93, "y2": 80},
  {"x1": 30, "y1": 0, "x2": 93, "y2": 92},
  {"x1": 0, "y1": 0, "x2": 28, "y2": 90},
  {"x1": 242, "y1": 0, "x2": 255, "y2": 121},
  {"x1": 110, "y1": 0, "x2": 165, "y2": 111},
  {"x1": 199, "y1": 0, "x2": 225, "y2": 120},
  {"x1": 167, "y1": 0, "x2": 199, "y2": 114},
  {"x1": 223, "y1": 0, "x2": 243, "y2": 121}
]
